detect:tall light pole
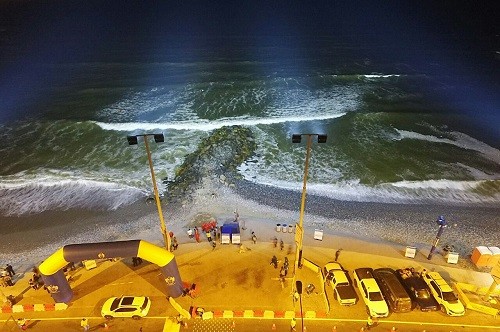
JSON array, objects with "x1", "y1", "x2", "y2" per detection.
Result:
[
  {"x1": 291, "y1": 134, "x2": 327, "y2": 287},
  {"x1": 427, "y1": 215, "x2": 447, "y2": 260},
  {"x1": 127, "y1": 133, "x2": 171, "y2": 251}
]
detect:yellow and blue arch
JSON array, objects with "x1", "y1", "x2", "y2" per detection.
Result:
[{"x1": 38, "y1": 240, "x2": 183, "y2": 303}]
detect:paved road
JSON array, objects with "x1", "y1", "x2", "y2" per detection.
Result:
[{"x1": 3, "y1": 316, "x2": 500, "y2": 331}]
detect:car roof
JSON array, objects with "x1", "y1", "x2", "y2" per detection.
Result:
[
  {"x1": 325, "y1": 262, "x2": 343, "y2": 271},
  {"x1": 364, "y1": 279, "x2": 381, "y2": 291},
  {"x1": 427, "y1": 272, "x2": 454, "y2": 292},
  {"x1": 404, "y1": 276, "x2": 428, "y2": 289}
]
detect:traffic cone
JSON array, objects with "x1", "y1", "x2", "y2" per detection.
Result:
[
  {"x1": 232, "y1": 321, "x2": 236, "y2": 328},
  {"x1": 360, "y1": 328, "x2": 365, "y2": 332},
  {"x1": 332, "y1": 326, "x2": 337, "y2": 331},
  {"x1": 272, "y1": 323, "x2": 276, "y2": 330},
  {"x1": 103, "y1": 322, "x2": 109, "y2": 330},
  {"x1": 391, "y1": 328, "x2": 397, "y2": 331}
]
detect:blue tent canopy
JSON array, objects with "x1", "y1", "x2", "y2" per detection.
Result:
[{"x1": 221, "y1": 223, "x2": 240, "y2": 234}]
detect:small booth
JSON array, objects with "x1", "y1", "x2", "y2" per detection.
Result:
[
  {"x1": 221, "y1": 223, "x2": 240, "y2": 244},
  {"x1": 471, "y1": 246, "x2": 493, "y2": 267}
]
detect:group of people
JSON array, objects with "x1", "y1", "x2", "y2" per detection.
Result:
[
  {"x1": 272, "y1": 237, "x2": 285, "y2": 251},
  {"x1": 1, "y1": 264, "x2": 15, "y2": 287},
  {"x1": 132, "y1": 256, "x2": 143, "y2": 267},
  {"x1": 29, "y1": 268, "x2": 43, "y2": 290}
]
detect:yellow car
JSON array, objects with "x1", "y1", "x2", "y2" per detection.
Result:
[{"x1": 101, "y1": 296, "x2": 151, "y2": 320}]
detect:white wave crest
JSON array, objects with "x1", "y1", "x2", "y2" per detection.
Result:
[
  {"x1": 238, "y1": 167, "x2": 500, "y2": 205},
  {"x1": 395, "y1": 129, "x2": 500, "y2": 165},
  {"x1": 0, "y1": 176, "x2": 145, "y2": 216},
  {"x1": 93, "y1": 113, "x2": 347, "y2": 132}
]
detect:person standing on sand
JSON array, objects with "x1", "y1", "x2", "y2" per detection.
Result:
[
  {"x1": 6, "y1": 264, "x2": 15, "y2": 277},
  {"x1": 280, "y1": 239, "x2": 284, "y2": 251},
  {"x1": 251, "y1": 232, "x2": 257, "y2": 244},
  {"x1": 194, "y1": 227, "x2": 200, "y2": 243}
]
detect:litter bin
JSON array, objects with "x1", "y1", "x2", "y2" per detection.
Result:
[
  {"x1": 281, "y1": 224, "x2": 287, "y2": 232},
  {"x1": 276, "y1": 224, "x2": 281, "y2": 232},
  {"x1": 288, "y1": 225, "x2": 294, "y2": 233}
]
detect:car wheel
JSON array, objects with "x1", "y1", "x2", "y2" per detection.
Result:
[
  {"x1": 440, "y1": 305, "x2": 447, "y2": 315},
  {"x1": 104, "y1": 315, "x2": 113, "y2": 320},
  {"x1": 132, "y1": 315, "x2": 141, "y2": 320}
]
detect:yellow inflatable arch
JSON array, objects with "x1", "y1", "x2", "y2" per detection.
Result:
[{"x1": 38, "y1": 240, "x2": 183, "y2": 303}]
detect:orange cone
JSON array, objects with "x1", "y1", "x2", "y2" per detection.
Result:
[
  {"x1": 232, "y1": 321, "x2": 236, "y2": 328},
  {"x1": 272, "y1": 323, "x2": 276, "y2": 330},
  {"x1": 103, "y1": 323, "x2": 109, "y2": 330},
  {"x1": 391, "y1": 328, "x2": 397, "y2": 331},
  {"x1": 333, "y1": 327, "x2": 337, "y2": 331}
]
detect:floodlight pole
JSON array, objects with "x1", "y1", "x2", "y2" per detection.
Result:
[
  {"x1": 291, "y1": 133, "x2": 326, "y2": 298},
  {"x1": 427, "y1": 216, "x2": 447, "y2": 260},
  {"x1": 128, "y1": 134, "x2": 171, "y2": 251},
  {"x1": 296, "y1": 134, "x2": 313, "y2": 269}
]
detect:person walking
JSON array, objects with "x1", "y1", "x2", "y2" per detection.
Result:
[
  {"x1": 6, "y1": 264, "x2": 15, "y2": 277},
  {"x1": 280, "y1": 239, "x2": 284, "y2": 251},
  {"x1": 17, "y1": 318, "x2": 28, "y2": 330},
  {"x1": 251, "y1": 232, "x2": 257, "y2": 244},
  {"x1": 335, "y1": 248, "x2": 342, "y2": 261},
  {"x1": 270, "y1": 255, "x2": 278, "y2": 269},
  {"x1": 273, "y1": 237, "x2": 278, "y2": 248},
  {"x1": 290, "y1": 317, "x2": 297, "y2": 331},
  {"x1": 81, "y1": 318, "x2": 90, "y2": 331},
  {"x1": 365, "y1": 316, "x2": 374, "y2": 330}
]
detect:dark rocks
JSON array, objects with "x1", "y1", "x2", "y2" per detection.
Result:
[{"x1": 165, "y1": 125, "x2": 257, "y2": 205}]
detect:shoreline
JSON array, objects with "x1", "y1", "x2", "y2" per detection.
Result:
[{"x1": 1, "y1": 177, "x2": 498, "y2": 270}]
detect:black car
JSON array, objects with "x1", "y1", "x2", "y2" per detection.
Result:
[{"x1": 396, "y1": 269, "x2": 440, "y2": 312}]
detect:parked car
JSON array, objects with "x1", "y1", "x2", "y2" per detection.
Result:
[
  {"x1": 353, "y1": 268, "x2": 389, "y2": 318},
  {"x1": 323, "y1": 262, "x2": 358, "y2": 306},
  {"x1": 422, "y1": 272, "x2": 465, "y2": 316},
  {"x1": 101, "y1": 296, "x2": 151, "y2": 319},
  {"x1": 373, "y1": 268, "x2": 413, "y2": 313},
  {"x1": 396, "y1": 269, "x2": 440, "y2": 312}
]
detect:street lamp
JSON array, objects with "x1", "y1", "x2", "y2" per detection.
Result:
[
  {"x1": 427, "y1": 215, "x2": 447, "y2": 260},
  {"x1": 292, "y1": 133, "x2": 327, "y2": 273},
  {"x1": 127, "y1": 133, "x2": 171, "y2": 251}
]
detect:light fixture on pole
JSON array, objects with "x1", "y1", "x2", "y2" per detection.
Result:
[{"x1": 127, "y1": 133, "x2": 171, "y2": 251}]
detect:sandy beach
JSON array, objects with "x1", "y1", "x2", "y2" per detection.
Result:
[{"x1": 1, "y1": 176, "x2": 498, "y2": 273}]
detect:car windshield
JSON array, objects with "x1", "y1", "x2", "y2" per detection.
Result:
[
  {"x1": 416, "y1": 289, "x2": 431, "y2": 299},
  {"x1": 442, "y1": 291, "x2": 458, "y2": 302},
  {"x1": 369, "y1": 291, "x2": 384, "y2": 301},
  {"x1": 110, "y1": 298, "x2": 120, "y2": 311},
  {"x1": 141, "y1": 298, "x2": 149, "y2": 310}
]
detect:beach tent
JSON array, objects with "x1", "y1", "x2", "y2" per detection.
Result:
[{"x1": 220, "y1": 223, "x2": 240, "y2": 244}]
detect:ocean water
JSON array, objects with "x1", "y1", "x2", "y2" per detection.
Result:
[{"x1": 1, "y1": 37, "x2": 499, "y2": 217}]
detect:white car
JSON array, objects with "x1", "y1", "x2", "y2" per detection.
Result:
[
  {"x1": 353, "y1": 268, "x2": 389, "y2": 318},
  {"x1": 422, "y1": 272, "x2": 465, "y2": 316},
  {"x1": 101, "y1": 296, "x2": 151, "y2": 320}
]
